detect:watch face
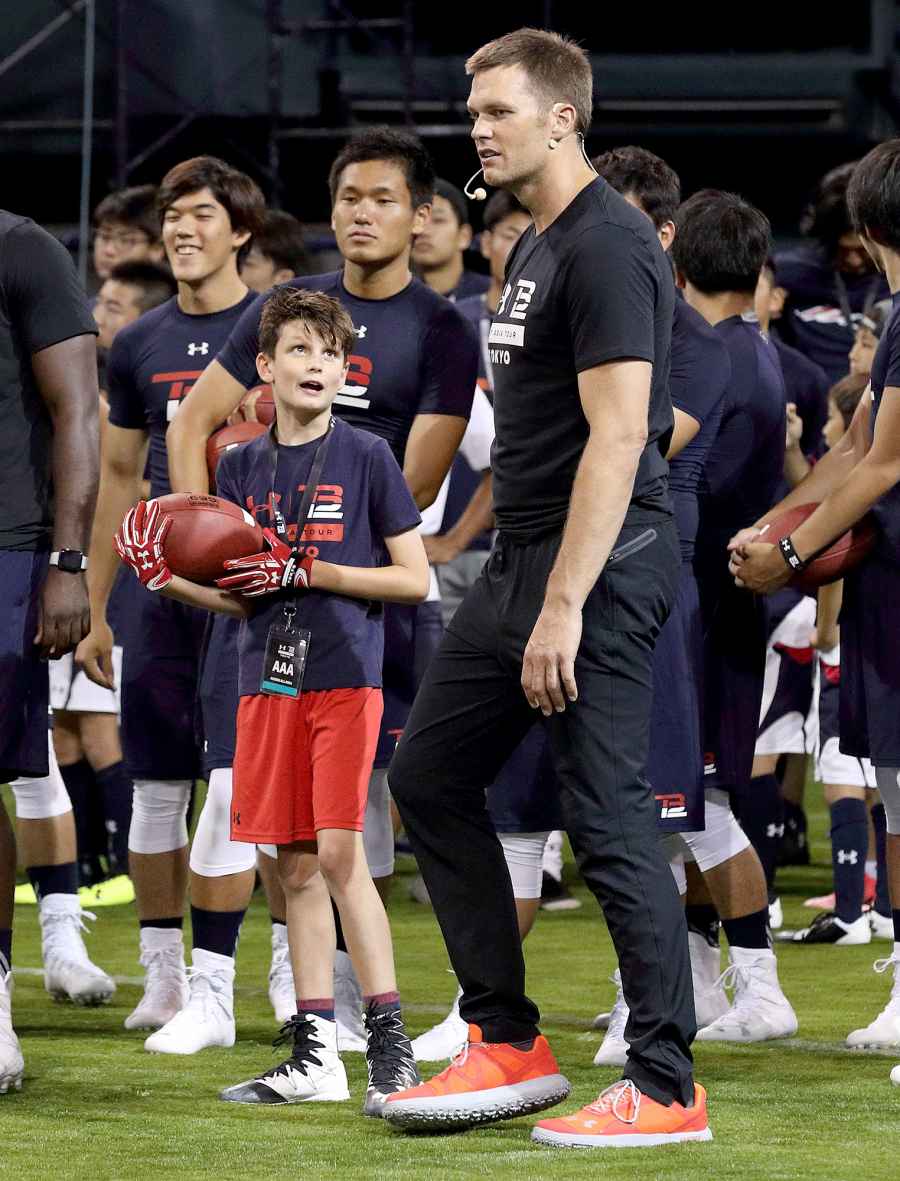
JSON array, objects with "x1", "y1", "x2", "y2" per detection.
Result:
[{"x1": 58, "y1": 550, "x2": 85, "y2": 573}]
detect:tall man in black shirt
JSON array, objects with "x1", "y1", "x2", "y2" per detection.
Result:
[
  {"x1": 383, "y1": 30, "x2": 709, "y2": 1149},
  {"x1": 0, "y1": 210, "x2": 101, "y2": 1092}
]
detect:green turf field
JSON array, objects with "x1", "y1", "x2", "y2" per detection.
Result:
[{"x1": 2, "y1": 785, "x2": 898, "y2": 1181}]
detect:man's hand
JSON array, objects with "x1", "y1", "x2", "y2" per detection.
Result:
[
  {"x1": 76, "y1": 618, "x2": 116, "y2": 689},
  {"x1": 216, "y1": 528, "x2": 315, "y2": 598},
  {"x1": 727, "y1": 525, "x2": 763, "y2": 552},
  {"x1": 521, "y1": 600, "x2": 582, "y2": 716},
  {"x1": 35, "y1": 567, "x2": 91, "y2": 659},
  {"x1": 729, "y1": 541, "x2": 791, "y2": 594},
  {"x1": 114, "y1": 500, "x2": 173, "y2": 592},
  {"x1": 227, "y1": 386, "x2": 268, "y2": 426},
  {"x1": 785, "y1": 402, "x2": 803, "y2": 450},
  {"x1": 422, "y1": 534, "x2": 461, "y2": 566}
]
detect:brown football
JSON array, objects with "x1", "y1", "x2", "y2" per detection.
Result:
[
  {"x1": 206, "y1": 420, "x2": 268, "y2": 487},
  {"x1": 153, "y1": 493, "x2": 264, "y2": 585},
  {"x1": 755, "y1": 502, "x2": 878, "y2": 593}
]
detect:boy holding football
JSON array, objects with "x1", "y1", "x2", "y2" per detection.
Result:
[{"x1": 115, "y1": 287, "x2": 427, "y2": 1114}]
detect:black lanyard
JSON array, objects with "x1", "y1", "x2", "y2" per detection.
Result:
[{"x1": 268, "y1": 417, "x2": 335, "y2": 551}]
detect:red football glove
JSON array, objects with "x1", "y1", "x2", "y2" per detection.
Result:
[
  {"x1": 216, "y1": 528, "x2": 315, "y2": 598},
  {"x1": 114, "y1": 499, "x2": 173, "y2": 592}
]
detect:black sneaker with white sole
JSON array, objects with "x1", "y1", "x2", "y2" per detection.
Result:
[
  {"x1": 540, "y1": 873, "x2": 582, "y2": 912},
  {"x1": 363, "y1": 1001, "x2": 420, "y2": 1117}
]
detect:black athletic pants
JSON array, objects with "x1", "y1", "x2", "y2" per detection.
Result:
[{"x1": 389, "y1": 521, "x2": 696, "y2": 1107}]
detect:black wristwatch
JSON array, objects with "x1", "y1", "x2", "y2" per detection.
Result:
[{"x1": 49, "y1": 549, "x2": 88, "y2": 574}]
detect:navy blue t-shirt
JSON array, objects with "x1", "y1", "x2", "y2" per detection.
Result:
[
  {"x1": 215, "y1": 417, "x2": 421, "y2": 696},
  {"x1": 448, "y1": 270, "x2": 491, "y2": 303},
  {"x1": 106, "y1": 291, "x2": 257, "y2": 497},
  {"x1": 668, "y1": 300, "x2": 730, "y2": 561},
  {"x1": 772, "y1": 334, "x2": 830, "y2": 458},
  {"x1": 216, "y1": 272, "x2": 478, "y2": 466},
  {"x1": 696, "y1": 315, "x2": 786, "y2": 555},
  {"x1": 775, "y1": 245, "x2": 887, "y2": 383},
  {"x1": 868, "y1": 292, "x2": 900, "y2": 563}
]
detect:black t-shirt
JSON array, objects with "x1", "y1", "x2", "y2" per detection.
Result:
[
  {"x1": 217, "y1": 272, "x2": 478, "y2": 465},
  {"x1": 448, "y1": 269, "x2": 491, "y2": 303},
  {"x1": 488, "y1": 177, "x2": 675, "y2": 541},
  {"x1": 771, "y1": 334, "x2": 830, "y2": 458},
  {"x1": 106, "y1": 291, "x2": 258, "y2": 498},
  {"x1": 868, "y1": 292, "x2": 900, "y2": 563},
  {"x1": 0, "y1": 211, "x2": 98, "y2": 550}
]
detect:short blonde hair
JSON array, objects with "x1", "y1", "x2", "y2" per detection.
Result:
[{"x1": 466, "y1": 28, "x2": 593, "y2": 135}]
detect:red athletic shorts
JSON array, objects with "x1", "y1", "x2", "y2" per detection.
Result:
[{"x1": 231, "y1": 687, "x2": 383, "y2": 844}]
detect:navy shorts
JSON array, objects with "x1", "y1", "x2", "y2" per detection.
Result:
[
  {"x1": 377, "y1": 600, "x2": 444, "y2": 768},
  {"x1": 839, "y1": 555, "x2": 900, "y2": 766},
  {"x1": 648, "y1": 564, "x2": 704, "y2": 832},
  {"x1": 198, "y1": 612, "x2": 240, "y2": 777},
  {"x1": 0, "y1": 549, "x2": 50, "y2": 780},
  {"x1": 698, "y1": 563, "x2": 768, "y2": 791},
  {"x1": 486, "y1": 724, "x2": 564, "y2": 833},
  {"x1": 118, "y1": 581, "x2": 207, "y2": 780}
]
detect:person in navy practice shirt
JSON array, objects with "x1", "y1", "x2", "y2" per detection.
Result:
[
  {"x1": 114, "y1": 286, "x2": 427, "y2": 1113},
  {"x1": 381, "y1": 31, "x2": 711, "y2": 1150},
  {"x1": 775, "y1": 162, "x2": 888, "y2": 383},
  {"x1": 0, "y1": 210, "x2": 101, "y2": 1095},
  {"x1": 167, "y1": 128, "x2": 478, "y2": 1048},
  {"x1": 77, "y1": 156, "x2": 266, "y2": 1043},
  {"x1": 412, "y1": 178, "x2": 490, "y2": 301},
  {"x1": 731, "y1": 139, "x2": 900, "y2": 1052}
]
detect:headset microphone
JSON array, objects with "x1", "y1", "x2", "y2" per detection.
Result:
[{"x1": 463, "y1": 168, "x2": 487, "y2": 202}]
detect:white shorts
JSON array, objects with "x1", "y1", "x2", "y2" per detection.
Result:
[
  {"x1": 811, "y1": 645, "x2": 878, "y2": 788},
  {"x1": 49, "y1": 647, "x2": 122, "y2": 714},
  {"x1": 755, "y1": 597, "x2": 816, "y2": 756}
]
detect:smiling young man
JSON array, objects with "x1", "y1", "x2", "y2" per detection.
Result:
[
  {"x1": 731, "y1": 139, "x2": 900, "y2": 1050},
  {"x1": 77, "y1": 156, "x2": 265, "y2": 1035},
  {"x1": 166, "y1": 128, "x2": 478, "y2": 1046},
  {"x1": 381, "y1": 31, "x2": 710, "y2": 1148}
]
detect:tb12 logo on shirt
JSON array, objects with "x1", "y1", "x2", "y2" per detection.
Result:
[{"x1": 489, "y1": 279, "x2": 535, "y2": 363}]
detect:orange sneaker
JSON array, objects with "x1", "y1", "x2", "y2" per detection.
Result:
[
  {"x1": 532, "y1": 1079, "x2": 712, "y2": 1149},
  {"x1": 382, "y1": 1024, "x2": 570, "y2": 1131}
]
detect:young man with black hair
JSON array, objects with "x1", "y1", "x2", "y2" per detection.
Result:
[
  {"x1": 383, "y1": 31, "x2": 711, "y2": 1148},
  {"x1": 669, "y1": 189, "x2": 797, "y2": 1044},
  {"x1": 776, "y1": 163, "x2": 888, "y2": 382},
  {"x1": 167, "y1": 128, "x2": 478, "y2": 1048},
  {"x1": 0, "y1": 208, "x2": 102, "y2": 1090},
  {"x1": 239, "y1": 209, "x2": 310, "y2": 294},
  {"x1": 92, "y1": 186, "x2": 166, "y2": 281},
  {"x1": 78, "y1": 156, "x2": 266, "y2": 1037},
  {"x1": 732, "y1": 138, "x2": 900, "y2": 1052},
  {"x1": 93, "y1": 261, "x2": 178, "y2": 354},
  {"x1": 412, "y1": 178, "x2": 490, "y2": 301}
]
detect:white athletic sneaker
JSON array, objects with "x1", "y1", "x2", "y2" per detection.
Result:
[
  {"x1": 39, "y1": 894, "x2": 115, "y2": 1006},
  {"x1": 593, "y1": 971, "x2": 628, "y2": 1067},
  {"x1": 144, "y1": 949, "x2": 236, "y2": 1054},
  {"x1": 847, "y1": 953, "x2": 900, "y2": 1048},
  {"x1": 0, "y1": 966, "x2": 24, "y2": 1094},
  {"x1": 689, "y1": 930, "x2": 730, "y2": 1029},
  {"x1": 869, "y1": 909, "x2": 894, "y2": 941},
  {"x1": 268, "y1": 924, "x2": 295, "y2": 1024},
  {"x1": 334, "y1": 950, "x2": 367, "y2": 1052},
  {"x1": 694, "y1": 947, "x2": 798, "y2": 1042},
  {"x1": 768, "y1": 896, "x2": 784, "y2": 931},
  {"x1": 411, "y1": 990, "x2": 468, "y2": 1062},
  {"x1": 124, "y1": 928, "x2": 189, "y2": 1031},
  {"x1": 220, "y1": 1013, "x2": 350, "y2": 1104}
]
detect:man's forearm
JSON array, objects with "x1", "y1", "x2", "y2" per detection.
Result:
[
  {"x1": 49, "y1": 401, "x2": 99, "y2": 553},
  {"x1": 161, "y1": 576, "x2": 248, "y2": 618},
  {"x1": 545, "y1": 433, "x2": 642, "y2": 609},
  {"x1": 167, "y1": 410, "x2": 211, "y2": 495},
  {"x1": 443, "y1": 473, "x2": 494, "y2": 553},
  {"x1": 88, "y1": 469, "x2": 143, "y2": 618},
  {"x1": 791, "y1": 451, "x2": 900, "y2": 560}
]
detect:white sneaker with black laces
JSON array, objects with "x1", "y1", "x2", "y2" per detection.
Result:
[
  {"x1": 688, "y1": 929, "x2": 730, "y2": 1029},
  {"x1": 793, "y1": 911, "x2": 871, "y2": 946},
  {"x1": 363, "y1": 1001, "x2": 420, "y2": 1116},
  {"x1": 124, "y1": 929, "x2": 189, "y2": 1031},
  {"x1": 267, "y1": 924, "x2": 295, "y2": 1025},
  {"x1": 219, "y1": 1013, "x2": 350, "y2": 1104},
  {"x1": 334, "y1": 950, "x2": 367, "y2": 1052},
  {"x1": 144, "y1": 949, "x2": 236, "y2": 1054},
  {"x1": 39, "y1": 893, "x2": 115, "y2": 1006},
  {"x1": 694, "y1": 947, "x2": 798, "y2": 1043},
  {"x1": 593, "y1": 971, "x2": 628, "y2": 1067},
  {"x1": 0, "y1": 964, "x2": 23, "y2": 1094},
  {"x1": 411, "y1": 990, "x2": 468, "y2": 1063},
  {"x1": 847, "y1": 953, "x2": 900, "y2": 1048}
]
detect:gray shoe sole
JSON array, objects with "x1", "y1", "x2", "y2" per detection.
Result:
[{"x1": 382, "y1": 1073, "x2": 571, "y2": 1132}]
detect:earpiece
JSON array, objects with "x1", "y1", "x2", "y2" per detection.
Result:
[{"x1": 463, "y1": 168, "x2": 487, "y2": 201}]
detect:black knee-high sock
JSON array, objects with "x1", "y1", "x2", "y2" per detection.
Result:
[
  {"x1": 58, "y1": 759, "x2": 104, "y2": 885},
  {"x1": 736, "y1": 774, "x2": 783, "y2": 890},
  {"x1": 830, "y1": 797, "x2": 868, "y2": 923},
  {"x1": 95, "y1": 761, "x2": 133, "y2": 875},
  {"x1": 332, "y1": 898, "x2": 347, "y2": 954},
  {"x1": 872, "y1": 803, "x2": 891, "y2": 917}
]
